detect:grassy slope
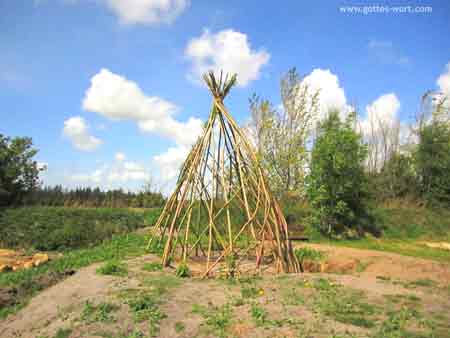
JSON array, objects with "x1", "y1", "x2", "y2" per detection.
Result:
[
  {"x1": 0, "y1": 233, "x2": 152, "y2": 319},
  {"x1": 294, "y1": 205, "x2": 450, "y2": 262}
]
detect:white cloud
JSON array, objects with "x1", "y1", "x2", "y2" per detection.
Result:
[
  {"x1": 68, "y1": 156, "x2": 150, "y2": 188},
  {"x1": 63, "y1": 116, "x2": 102, "y2": 151},
  {"x1": 153, "y1": 145, "x2": 189, "y2": 181},
  {"x1": 105, "y1": 0, "x2": 189, "y2": 25},
  {"x1": 364, "y1": 93, "x2": 401, "y2": 129},
  {"x1": 83, "y1": 68, "x2": 203, "y2": 183},
  {"x1": 437, "y1": 62, "x2": 450, "y2": 99},
  {"x1": 301, "y1": 68, "x2": 351, "y2": 119},
  {"x1": 83, "y1": 68, "x2": 202, "y2": 147},
  {"x1": 185, "y1": 29, "x2": 270, "y2": 87},
  {"x1": 115, "y1": 152, "x2": 126, "y2": 161}
]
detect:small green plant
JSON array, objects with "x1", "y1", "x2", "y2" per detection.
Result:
[
  {"x1": 81, "y1": 300, "x2": 118, "y2": 323},
  {"x1": 174, "y1": 321, "x2": 185, "y2": 333},
  {"x1": 124, "y1": 293, "x2": 166, "y2": 337},
  {"x1": 54, "y1": 328, "x2": 72, "y2": 338},
  {"x1": 142, "y1": 262, "x2": 163, "y2": 272},
  {"x1": 294, "y1": 247, "x2": 324, "y2": 265},
  {"x1": 96, "y1": 260, "x2": 128, "y2": 276},
  {"x1": 241, "y1": 286, "x2": 260, "y2": 299},
  {"x1": 225, "y1": 253, "x2": 238, "y2": 278},
  {"x1": 192, "y1": 303, "x2": 233, "y2": 338},
  {"x1": 409, "y1": 278, "x2": 437, "y2": 288},
  {"x1": 250, "y1": 303, "x2": 268, "y2": 327},
  {"x1": 175, "y1": 262, "x2": 190, "y2": 278}
]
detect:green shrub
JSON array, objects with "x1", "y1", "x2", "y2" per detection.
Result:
[
  {"x1": 0, "y1": 207, "x2": 160, "y2": 250},
  {"x1": 416, "y1": 118, "x2": 450, "y2": 204},
  {"x1": 307, "y1": 112, "x2": 374, "y2": 237},
  {"x1": 175, "y1": 262, "x2": 190, "y2": 278},
  {"x1": 294, "y1": 247, "x2": 324, "y2": 265}
]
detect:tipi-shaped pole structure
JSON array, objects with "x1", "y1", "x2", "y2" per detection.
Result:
[{"x1": 151, "y1": 72, "x2": 299, "y2": 276}]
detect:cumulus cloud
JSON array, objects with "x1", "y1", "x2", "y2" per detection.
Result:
[
  {"x1": 363, "y1": 93, "x2": 401, "y2": 130},
  {"x1": 105, "y1": 0, "x2": 189, "y2": 25},
  {"x1": 83, "y1": 68, "x2": 203, "y2": 147},
  {"x1": 83, "y1": 68, "x2": 203, "y2": 182},
  {"x1": 68, "y1": 154, "x2": 150, "y2": 188},
  {"x1": 63, "y1": 116, "x2": 102, "y2": 151},
  {"x1": 153, "y1": 146, "x2": 189, "y2": 181},
  {"x1": 301, "y1": 68, "x2": 351, "y2": 119},
  {"x1": 437, "y1": 62, "x2": 450, "y2": 99},
  {"x1": 185, "y1": 29, "x2": 270, "y2": 87}
]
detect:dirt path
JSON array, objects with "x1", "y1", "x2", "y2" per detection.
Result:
[
  {"x1": 299, "y1": 243, "x2": 450, "y2": 285},
  {"x1": 1, "y1": 246, "x2": 449, "y2": 338}
]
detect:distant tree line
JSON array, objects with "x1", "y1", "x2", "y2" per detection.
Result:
[
  {"x1": 0, "y1": 133, "x2": 165, "y2": 208},
  {"x1": 23, "y1": 185, "x2": 165, "y2": 208}
]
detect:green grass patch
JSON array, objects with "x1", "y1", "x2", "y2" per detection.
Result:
[
  {"x1": 96, "y1": 260, "x2": 128, "y2": 276},
  {"x1": 0, "y1": 206, "x2": 161, "y2": 250},
  {"x1": 142, "y1": 262, "x2": 162, "y2": 272},
  {"x1": 250, "y1": 303, "x2": 268, "y2": 327},
  {"x1": 192, "y1": 303, "x2": 233, "y2": 338},
  {"x1": 327, "y1": 238, "x2": 450, "y2": 262},
  {"x1": 80, "y1": 300, "x2": 119, "y2": 323},
  {"x1": 311, "y1": 278, "x2": 378, "y2": 328},
  {"x1": 174, "y1": 321, "x2": 185, "y2": 333}
]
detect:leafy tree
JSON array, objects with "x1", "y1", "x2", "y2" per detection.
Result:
[
  {"x1": 307, "y1": 112, "x2": 372, "y2": 237},
  {"x1": 248, "y1": 68, "x2": 319, "y2": 196},
  {"x1": 0, "y1": 134, "x2": 41, "y2": 205},
  {"x1": 369, "y1": 153, "x2": 418, "y2": 202},
  {"x1": 415, "y1": 119, "x2": 450, "y2": 204}
]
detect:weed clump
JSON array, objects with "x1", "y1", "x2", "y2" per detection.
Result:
[{"x1": 96, "y1": 260, "x2": 128, "y2": 276}]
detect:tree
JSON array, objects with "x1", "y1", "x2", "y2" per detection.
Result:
[
  {"x1": 416, "y1": 120, "x2": 450, "y2": 204},
  {"x1": 307, "y1": 112, "x2": 371, "y2": 237},
  {"x1": 0, "y1": 134, "x2": 42, "y2": 205},
  {"x1": 370, "y1": 153, "x2": 417, "y2": 201},
  {"x1": 248, "y1": 68, "x2": 319, "y2": 196}
]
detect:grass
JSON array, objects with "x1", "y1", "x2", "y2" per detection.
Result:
[
  {"x1": 250, "y1": 303, "x2": 268, "y2": 327},
  {"x1": 174, "y1": 321, "x2": 185, "y2": 333},
  {"x1": 288, "y1": 203, "x2": 450, "y2": 262},
  {"x1": 0, "y1": 207, "x2": 160, "y2": 250},
  {"x1": 80, "y1": 300, "x2": 119, "y2": 323},
  {"x1": 96, "y1": 260, "x2": 128, "y2": 276},
  {"x1": 311, "y1": 278, "x2": 378, "y2": 328},
  {"x1": 142, "y1": 262, "x2": 162, "y2": 272},
  {"x1": 175, "y1": 262, "x2": 190, "y2": 278},
  {"x1": 326, "y1": 237, "x2": 450, "y2": 262},
  {"x1": 294, "y1": 246, "x2": 324, "y2": 264},
  {"x1": 118, "y1": 273, "x2": 180, "y2": 337},
  {"x1": 0, "y1": 233, "x2": 150, "y2": 319},
  {"x1": 192, "y1": 303, "x2": 233, "y2": 338}
]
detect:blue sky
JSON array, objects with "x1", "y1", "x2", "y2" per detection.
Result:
[{"x1": 1, "y1": 0, "x2": 449, "y2": 191}]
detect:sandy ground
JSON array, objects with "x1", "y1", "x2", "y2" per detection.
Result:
[{"x1": 1, "y1": 245, "x2": 449, "y2": 338}]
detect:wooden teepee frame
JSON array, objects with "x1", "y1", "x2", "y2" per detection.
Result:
[{"x1": 150, "y1": 72, "x2": 299, "y2": 277}]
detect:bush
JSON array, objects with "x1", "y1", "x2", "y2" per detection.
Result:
[
  {"x1": 0, "y1": 207, "x2": 161, "y2": 250},
  {"x1": 307, "y1": 112, "x2": 374, "y2": 237},
  {"x1": 175, "y1": 262, "x2": 190, "y2": 278},
  {"x1": 416, "y1": 119, "x2": 450, "y2": 204}
]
